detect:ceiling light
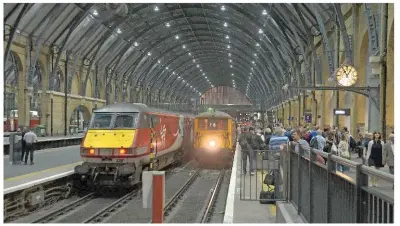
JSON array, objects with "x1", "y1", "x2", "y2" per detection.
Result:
[
  {"x1": 182, "y1": 45, "x2": 186, "y2": 49},
  {"x1": 221, "y1": 5, "x2": 226, "y2": 11},
  {"x1": 231, "y1": 73, "x2": 234, "y2": 76},
  {"x1": 166, "y1": 22, "x2": 170, "y2": 27},
  {"x1": 262, "y1": 9, "x2": 267, "y2": 15},
  {"x1": 178, "y1": 76, "x2": 181, "y2": 79},
  {"x1": 228, "y1": 53, "x2": 231, "y2": 56},
  {"x1": 229, "y1": 59, "x2": 232, "y2": 63},
  {"x1": 230, "y1": 65, "x2": 233, "y2": 68},
  {"x1": 188, "y1": 52, "x2": 191, "y2": 56},
  {"x1": 258, "y1": 29, "x2": 263, "y2": 34},
  {"x1": 251, "y1": 67, "x2": 254, "y2": 70},
  {"x1": 252, "y1": 61, "x2": 255, "y2": 64},
  {"x1": 92, "y1": 10, "x2": 98, "y2": 16},
  {"x1": 203, "y1": 73, "x2": 205, "y2": 75},
  {"x1": 134, "y1": 41, "x2": 138, "y2": 46},
  {"x1": 226, "y1": 35, "x2": 229, "y2": 39},
  {"x1": 227, "y1": 45, "x2": 231, "y2": 49},
  {"x1": 154, "y1": 6, "x2": 159, "y2": 11},
  {"x1": 157, "y1": 60, "x2": 161, "y2": 64},
  {"x1": 175, "y1": 35, "x2": 179, "y2": 39},
  {"x1": 224, "y1": 22, "x2": 228, "y2": 27},
  {"x1": 147, "y1": 52, "x2": 151, "y2": 56},
  {"x1": 193, "y1": 59, "x2": 196, "y2": 62},
  {"x1": 166, "y1": 67, "x2": 169, "y2": 69},
  {"x1": 205, "y1": 76, "x2": 208, "y2": 78},
  {"x1": 254, "y1": 53, "x2": 257, "y2": 57},
  {"x1": 197, "y1": 64, "x2": 200, "y2": 68},
  {"x1": 256, "y1": 43, "x2": 260, "y2": 47},
  {"x1": 200, "y1": 69, "x2": 202, "y2": 72},
  {"x1": 173, "y1": 72, "x2": 175, "y2": 74},
  {"x1": 116, "y1": 28, "x2": 122, "y2": 34}
]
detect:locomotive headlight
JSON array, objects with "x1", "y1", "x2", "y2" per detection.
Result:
[
  {"x1": 89, "y1": 149, "x2": 95, "y2": 155},
  {"x1": 209, "y1": 140, "x2": 216, "y2": 147}
]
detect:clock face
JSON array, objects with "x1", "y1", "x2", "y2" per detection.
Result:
[{"x1": 336, "y1": 65, "x2": 358, "y2": 86}]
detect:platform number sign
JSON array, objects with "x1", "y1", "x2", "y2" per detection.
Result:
[{"x1": 304, "y1": 113, "x2": 312, "y2": 123}]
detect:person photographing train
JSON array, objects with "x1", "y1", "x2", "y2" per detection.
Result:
[{"x1": 239, "y1": 127, "x2": 265, "y2": 175}]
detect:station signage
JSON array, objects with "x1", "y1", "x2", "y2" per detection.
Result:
[
  {"x1": 304, "y1": 112, "x2": 312, "y2": 123},
  {"x1": 334, "y1": 108, "x2": 351, "y2": 116}
]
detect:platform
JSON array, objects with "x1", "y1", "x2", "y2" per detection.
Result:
[
  {"x1": 4, "y1": 145, "x2": 82, "y2": 193},
  {"x1": 3, "y1": 134, "x2": 84, "y2": 146},
  {"x1": 223, "y1": 145, "x2": 276, "y2": 223}
]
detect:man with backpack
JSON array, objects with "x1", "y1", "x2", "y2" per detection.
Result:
[{"x1": 238, "y1": 127, "x2": 264, "y2": 175}]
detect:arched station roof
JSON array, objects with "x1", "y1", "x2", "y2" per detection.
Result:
[{"x1": 4, "y1": 3, "x2": 343, "y2": 107}]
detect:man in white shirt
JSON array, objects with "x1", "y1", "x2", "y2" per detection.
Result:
[{"x1": 23, "y1": 129, "x2": 38, "y2": 165}]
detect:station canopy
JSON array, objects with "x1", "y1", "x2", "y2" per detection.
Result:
[{"x1": 4, "y1": 3, "x2": 337, "y2": 106}]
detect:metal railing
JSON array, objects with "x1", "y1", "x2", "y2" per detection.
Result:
[{"x1": 284, "y1": 143, "x2": 394, "y2": 223}]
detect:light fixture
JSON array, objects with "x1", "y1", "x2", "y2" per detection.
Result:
[
  {"x1": 262, "y1": 9, "x2": 267, "y2": 15},
  {"x1": 258, "y1": 28, "x2": 263, "y2": 34},
  {"x1": 193, "y1": 59, "x2": 196, "y2": 62},
  {"x1": 256, "y1": 43, "x2": 260, "y2": 47},
  {"x1": 227, "y1": 45, "x2": 231, "y2": 49},
  {"x1": 224, "y1": 22, "x2": 228, "y2": 27},
  {"x1": 93, "y1": 10, "x2": 98, "y2": 16},
  {"x1": 229, "y1": 59, "x2": 232, "y2": 63},
  {"x1": 200, "y1": 69, "x2": 202, "y2": 72},
  {"x1": 116, "y1": 28, "x2": 122, "y2": 34},
  {"x1": 182, "y1": 45, "x2": 186, "y2": 49},
  {"x1": 254, "y1": 53, "x2": 257, "y2": 57},
  {"x1": 203, "y1": 73, "x2": 205, "y2": 75},
  {"x1": 166, "y1": 67, "x2": 169, "y2": 69},
  {"x1": 166, "y1": 22, "x2": 170, "y2": 27},
  {"x1": 226, "y1": 35, "x2": 229, "y2": 39},
  {"x1": 188, "y1": 52, "x2": 191, "y2": 56},
  {"x1": 173, "y1": 72, "x2": 175, "y2": 74},
  {"x1": 158, "y1": 60, "x2": 161, "y2": 64},
  {"x1": 231, "y1": 73, "x2": 234, "y2": 76},
  {"x1": 134, "y1": 41, "x2": 138, "y2": 46},
  {"x1": 154, "y1": 6, "x2": 159, "y2": 11},
  {"x1": 252, "y1": 61, "x2": 255, "y2": 64},
  {"x1": 197, "y1": 64, "x2": 200, "y2": 68},
  {"x1": 147, "y1": 52, "x2": 151, "y2": 56},
  {"x1": 221, "y1": 5, "x2": 226, "y2": 11},
  {"x1": 230, "y1": 65, "x2": 233, "y2": 68},
  {"x1": 178, "y1": 76, "x2": 181, "y2": 79},
  {"x1": 228, "y1": 53, "x2": 231, "y2": 56},
  {"x1": 175, "y1": 35, "x2": 179, "y2": 39}
]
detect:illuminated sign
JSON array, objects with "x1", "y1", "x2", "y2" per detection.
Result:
[{"x1": 334, "y1": 109, "x2": 350, "y2": 116}]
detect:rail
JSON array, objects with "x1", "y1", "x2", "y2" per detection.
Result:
[
  {"x1": 282, "y1": 143, "x2": 394, "y2": 223},
  {"x1": 200, "y1": 170, "x2": 225, "y2": 223}
]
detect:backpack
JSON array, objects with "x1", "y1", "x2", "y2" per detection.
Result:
[
  {"x1": 310, "y1": 137, "x2": 319, "y2": 149},
  {"x1": 349, "y1": 136, "x2": 356, "y2": 148},
  {"x1": 239, "y1": 135, "x2": 250, "y2": 150}
]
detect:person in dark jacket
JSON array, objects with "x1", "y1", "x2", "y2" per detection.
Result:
[{"x1": 20, "y1": 127, "x2": 27, "y2": 162}]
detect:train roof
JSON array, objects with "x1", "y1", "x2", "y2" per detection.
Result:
[
  {"x1": 195, "y1": 110, "x2": 233, "y2": 119},
  {"x1": 94, "y1": 103, "x2": 194, "y2": 117}
]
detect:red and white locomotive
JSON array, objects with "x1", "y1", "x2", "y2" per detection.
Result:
[{"x1": 74, "y1": 103, "x2": 194, "y2": 187}]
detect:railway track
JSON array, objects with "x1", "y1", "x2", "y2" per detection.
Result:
[
  {"x1": 28, "y1": 161, "x2": 193, "y2": 224},
  {"x1": 160, "y1": 169, "x2": 226, "y2": 223},
  {"x1": 199, "y1": 170, "x2": 225, "y2": 223}
]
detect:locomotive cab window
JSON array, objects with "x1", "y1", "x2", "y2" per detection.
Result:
[
  {"x1": 198, "y1": 118, "x2": 228, "y2": 130},
  {"x1": 114, "y1": 113, "x2": 139, "y2": 128},
  {"x1": 90, "y1": 113, "x2": 113, "y2": 129}
]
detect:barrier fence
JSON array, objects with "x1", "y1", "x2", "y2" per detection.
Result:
[
  {"x1": 237, "y1": 143, "x2": 394, "y2": 223},
  {"x1": 287, "y1": 144, "x2": 394, "y2": 223}
]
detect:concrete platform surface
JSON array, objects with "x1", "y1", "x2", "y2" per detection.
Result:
[
  {"x1": 224, "y1": 145, "x2": 276, "y2": 223},
  {"x1": 3, "y1": 145, "x2": 81, "y2": 180}
]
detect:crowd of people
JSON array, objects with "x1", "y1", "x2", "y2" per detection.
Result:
[{"x1": 237, "y1": 124, "x2": 394, "y2": 187}]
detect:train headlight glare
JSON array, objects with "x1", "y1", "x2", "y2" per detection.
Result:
[
  {"x1": 119, "y1": 149, "x2": 126, "y2": 154},
  {"x1": 209, "y1": 140, "x2": 216, "y2": 147},
  {"x1": 89, "y1": 149, "x2": 95, "y2": 155}
]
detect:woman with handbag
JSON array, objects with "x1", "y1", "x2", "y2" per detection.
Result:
[
  {"x1": 366, "y1": 132, "x2": 386, "y2": 187},
  {"x1": 337, "y1": 134, "x2": 351, "y2": 172}
]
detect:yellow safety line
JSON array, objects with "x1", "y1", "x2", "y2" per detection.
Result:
[
  {"x1": 257, "y1": 166, "x2": 277, "y2": 217},
  {"x1": 5, "y1": 161, "x2": 82, "y2": 182}
]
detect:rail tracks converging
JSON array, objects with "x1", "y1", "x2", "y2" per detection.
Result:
[{"x1": 199, "y1": 170, "x2": 225, "y2": 223}]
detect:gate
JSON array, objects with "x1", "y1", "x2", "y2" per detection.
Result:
[{"x1": 239, "y1": 147, "x2": 288, "y2": 203}]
